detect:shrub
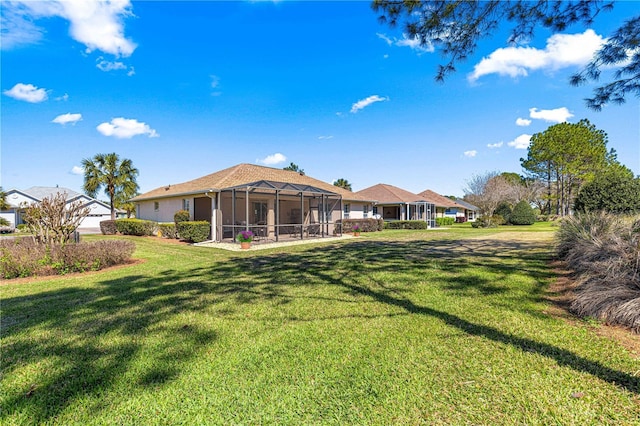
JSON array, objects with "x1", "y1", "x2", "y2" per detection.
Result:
[
  {"x1": 0, "y1": 238, "x2": 135, "y2": 279},
  {"x1": 557, "y1": 212, "x2": 640, "y2": 333},
  {"x1": 509, "y1": 200, "x2": 536, "y2": 225},
  {"x1": 16, "y1": 224, "x2": 28, "y2": 231},
  {"x1": 100, "y1": 220, "x2": 118, "y2": 235},
  {"x1": 177, "y1": 221, "x2": 210, "y2": 243},
  {"x1": 116, "y1": 219, "x2": 157, "y2": 236},
  {"x1": 471, "y1": 215, "x2": 505, "y2": 228},
  {"x1": 174, "y1": 210, "x2": 190, "y2": 224},
  {"x1": 574, "y1": 168, "x2": 640, "y2": 214},
  {"x1": 494, "y1": 202, "x2": 512, "y2": 224},
  {"x1": 455, "y1": 216, "x2": 467, "y2": 223},
  {"x1": 23, "y1": 192, "x2": 90, "y2": 245},
  {"x1": 337, "y1": 219, "x2": 382, "y2": 234},
  {"x1": 383, "y1": 220, "x2": 428, "y2": 230},
  {"x1": 436, "y1": 217, "x2": 455, "y2": 227},
  {"x1": 158, "y1": 223, "x2": 178, "y2": 239}
]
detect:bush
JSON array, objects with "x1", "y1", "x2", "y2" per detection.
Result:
[
  {"x1": 509, "y1": 200, "x2": 536, "y2": 225},
  {"x1": 557, "y1": 212, "x2": 640, "y2": 333},
  {"x1": 0, "y1": 238, "x2": 135, "y2": 279},
  {"x1": 471, "y1": 215, "x2": 505, "y2": 228},
  {"x1": 176, "y1": 221, "x2": 210, "y2": 243},
  {"x1": 116, "y1": 219, "x2": 157, "y2": 236},
  {"x1": 336, "y1": 218, "x2": 382, "y2": 234},
  {"x1": 436, "y1": 217, "x2": 455, "y2": 227},
  {"x1": 100, "y1": 220, "x2": 118, "y2": 235},
  {"x1": 174, "y1": 210, "x2": 190, "y2": 224},
  {"x1": 16, "y1": 224, "x2": 28, "y2": 231},
  {"x1": 383, "y1": 220, "x2": 428, "y2": 230},
  {"x1": 494, "y1": 202, "x2": 512, "y2": 224},
  {"x1": 574, "y1": 168, "x2": 640, "y2": 214},
  {"x1": 158, "y1": 223, "x2": 178, "y2": 239},
  {"x1": 455, "y1": 216, "x2": 467, "y2": 223}
]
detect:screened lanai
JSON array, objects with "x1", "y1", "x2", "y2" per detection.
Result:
[{"x1": 216, "y1": 180, "x2": 343, "y2": 242}]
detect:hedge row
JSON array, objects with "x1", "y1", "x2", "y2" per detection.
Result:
[
  {"x1": 436, "y1": 217, "x2": 455, "y2": 227},
  {"x1": 115, "y1": 219, "x2": 157, "y2": 236},
  {"x1": 383, "y1": 220, "x2": 428, "y2": 230},
  {"x1": 158, "y1": 223, "x2": 178, "y2": 239},
  {"x1": 335, "y1": 218, "x2": 383, "y2": 233},
  {"x1": 176, "y1": 221, "x2": 210, "y2": 243},
  {"x1": 1, "y1": 238, "x2": 135, "y2": 279}
]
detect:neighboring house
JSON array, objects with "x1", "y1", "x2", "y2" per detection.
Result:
[
  {"x1": 356, "y1": 183, "x2": 436, "y2": 228},
  {"x1": 0, "y1": 186, "x2": 114, "y2": 231},
  {"x1": 453, "y1": 198, "x2": 479, "y2": 222},
  {"x1": 417, "y1": 189, "x2": 465, "y2": 220},
  {"x1": 130, "y1": 163, "x2": 375, "y2": 242}
]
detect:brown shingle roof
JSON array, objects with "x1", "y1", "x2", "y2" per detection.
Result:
[
  {"x1": 417, "y1": 189, "x2": 464, "y2": 209},
  {"x1": 131, "y1": 163, "x2": 371, "y2": 202},
  {"x1": 355, "y1": 183, "x2": 424, "y2": 204}
]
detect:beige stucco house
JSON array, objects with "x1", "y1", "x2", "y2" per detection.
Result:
[{"x1": 131, "y1": 163, "x2": 374, "y2": 242}]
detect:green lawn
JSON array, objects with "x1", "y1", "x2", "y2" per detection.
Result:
[{"x1": 2, "y1": 224, "x2": 639, "y2": 424}]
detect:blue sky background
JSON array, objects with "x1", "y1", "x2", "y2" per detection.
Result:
[{"x1": 2, "y1": 1, "x2": 639, "y2": 198}]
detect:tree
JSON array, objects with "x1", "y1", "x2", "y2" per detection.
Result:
[
  {"x1": 0, "y1": 187, "x2": 9, "y2": 211},
  {"x1": 283, "y1": 162, "x2": 305, "y2": 175},
  {"x1": 372, "y1": 1, "x2": 638, "y2": 109},
  {"x1": 574, "y1": 165, "x2": 640, "y2": 213},
  {"x1": 333, "y1": 178, "x2": 352, "y2": 191},
  {"x1": 463, "y1": 171, "x2": 512, "y2": 216},
  {"x1": 509, "y1": 200, "x2": 537, "y2": 225},
  {"x1": 521, "y1": 119, "x2": 611, "y2": 216},
  {"x1": 82, "y1": 153, "x2": 139, "y2": 220},
  {"x1": 23, "y1": 192, "x2": 90, "y2": 245}
]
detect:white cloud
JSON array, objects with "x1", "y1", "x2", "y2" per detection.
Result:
[
  {"x1": 210, "y1": 75, "x2": 222, "y2": 96},
  {"x1": 377, "y1": 32, "x2": 434, "y2": 53},
  {"x1": 97, "y1": 117, "x2": 158, "y2": 139},
  {"x1": 3, "y1": 83, "x2": 48, "y2": 103},
  {"x1": 257, "y1": 153, "x2": 287, "y2": 166},
  {"x1": 516, "y1": 118, "x2": 532, "y2": 126},
  {"x1": 3, "y1": 0, "x2": 136, "y2": 57},
  {"x1": 507, "y1": 134, "x2": 532, "y2": 149},
  {"x1": 55, "y1": 93, "x2": 69, "y2": 101},
  {"x1": 350, "y1": 95, "x2": 389, "y2": 113},
  {"x1": 487, "y1": 142, "x2": 503, "y2": 149},
  {"x1": 52, "y1": 113, "x2": 82, "y2": 125},
  {"x1": 469, "y1": 30, "x2": 604, "y2": 82},
  {"x1": 529, "y1": 107, "x2": 573, "y2": 123},
  {"x1": 318, "y1": 135, "x2": 334, "y2": 140},
  {"x1": 70, "y1": 166, "x2": 84, "y2": 175},
  {"x1": 464, "y1": 150, "x2": 477, "y2": 158},
  {"x1": 96, "y1": 57, "x2": 134, "y2": 75}
]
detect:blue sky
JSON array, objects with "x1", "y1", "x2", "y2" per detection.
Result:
[{"x1": 2, "y1": 1, "x2": 639, "y2": 198}]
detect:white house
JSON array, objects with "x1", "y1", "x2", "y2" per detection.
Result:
[{"x1": 1, "y1": 186, "x2": 113, "y2": 231}]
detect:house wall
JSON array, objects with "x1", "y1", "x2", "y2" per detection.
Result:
[
  {"x1": 137, "y1": 197, "x2": 186, "y2": 223},
  {"x1": 342, "y1": 202, "x2": 373, "y2": 220}
]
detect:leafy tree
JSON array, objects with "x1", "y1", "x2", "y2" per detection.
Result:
[
  {"x1": 82, "y1": 153, "x2": 139, "y2": 220},
  {"x1": 574, "y1": 165, "x2": 640, "y2": 213},
  {"x1": 372, "y1": 1, "x2": 638, "y2": 109},
  {"x1": 333, "y1": 178, "x2": 353, "y2": 191},
  {"x1": 521, "y1": 119, "x2": 611, "y2": 216},
  {"x1": 23, "y1": 192, "x2": 90, "y2": 245},
  {"x1": 494, "y1": 202, "x2": 513, "y2": 223},
  {"x1": 463, "y1": 171, "x2": 511, "y2": 216},
  {"x1": 509, "y1": 200, "x2": 537, "y2": 225},
  {"x1": 283, "y1": 162, "x2": 305, "y2": 175},
  {"x1": 0, "y1": 187, "x2": 9, "y2": 210}
]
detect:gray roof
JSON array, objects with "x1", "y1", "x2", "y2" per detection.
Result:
[
  {"x1": 23, "y1": 186, "x2": 82, "y2": 201},
  {"x1": 454, "y1": 198, "x2": 479, "y2": 211}
]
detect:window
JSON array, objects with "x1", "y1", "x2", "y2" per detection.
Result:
[
  {"x1": 343, "y1": 203, "x2": 350, "y2": 219},
  {"x1": 363, "y1": 204, "x2": 369, "y2": 218},
  {"x1": 253, "y1": 202, "x2": 267, "y2": 224},
  {"x1": 373, "y1": 206, "x2": 378, "y2": 216},
  {"x1": 182, "y1": 199, "x2": 190, "y2": 211},
  {"x1": 154, "y1": 202, "x2": 159, "y2": 211}
]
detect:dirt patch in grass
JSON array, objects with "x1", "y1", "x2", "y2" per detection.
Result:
[
  {"x1": 1, "y1": 258, "x2": 146, "y2": 286},
  {"x1": 545, "y1": 261, "x2": 640, "y2": 358}
]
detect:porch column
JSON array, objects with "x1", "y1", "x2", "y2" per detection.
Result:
[
  {"x1": 299, "y1": 191, "x2": 304, "y2": 239},
  {"x1": 275, "y1": 191, "x2": 280, "y2": 242},
  {"x1": 267, "y1": 197, "x2": 275, "y2": 239},
  {"x1": 245, "y1": 188, "x2": 250, "y2": 231},
  {"x1": 210, "y1": 192, "x2": 217, "y2": 242},
  {"x1": 232, "y1": 189, "x2": 236, "y2": 237}
]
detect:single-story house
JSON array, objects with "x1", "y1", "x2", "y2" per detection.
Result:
[
  {"x1": 355, "y1": 183, "x2": 436, "y2": 228},
  {"x1": 0, "y1": 186, "x2": 114, "y2": 231},
  {"x1": 130, "y1": 163, "x2": 375, "y2": 242},
  {"x1": 453, "y1": 198, "x2": 479, "y2": 222}
]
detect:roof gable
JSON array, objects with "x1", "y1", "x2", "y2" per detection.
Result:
[
  {"x1": 356, "y1": 183, "x2": 424, "y2": 204},
  {"x1": 417, "y1": 189, "x2": 464, "y2": 209}
]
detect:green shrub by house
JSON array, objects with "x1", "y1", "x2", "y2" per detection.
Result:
[
  {"x1": 174, "y1": 210, "x2": 190, "y2": 224},
  {"x1": 471, "y1": 215, "x2": 505, "y2": 228},
  {"x1": 159, "y1": 223, "x2": 178, "y2": 239},
  {"x1": 116, "y1": 219, "x2": 157, "y2": 236},
  {"x1": 509, "y1": 200, "x2": 536, "y2": 225},
  {"x1": 494, "y1": 202, "x2": 513, "y2": 224},
  {"x1": 100, "y1": 220, "x2": 117, "y2": 235},
  {"x1": 384, "y1": 220, "x2": 428, "y2": 230},
  {"x1": 337, "y1": 218, "x2": 383, "y2": 233},
  {"x1": 176, "y1": 221, "x2": 210, "y2": 243},
  {"x1": 436, "y1": 217, "x2": 455, "y2": 227}
]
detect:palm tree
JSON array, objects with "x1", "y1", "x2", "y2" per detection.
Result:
[
  {"x1": 0, "y1": 187, "x2": 9, "y2": 210},
  {"x1": 82, "y1": 153, "x2": 139, "y2": 220},
  {"x1": 283, "y1": 162, "x2": 305, "y2": 175},
  {"x1": 333, "y1": 178, "x2": 352, "y2": 191}
]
